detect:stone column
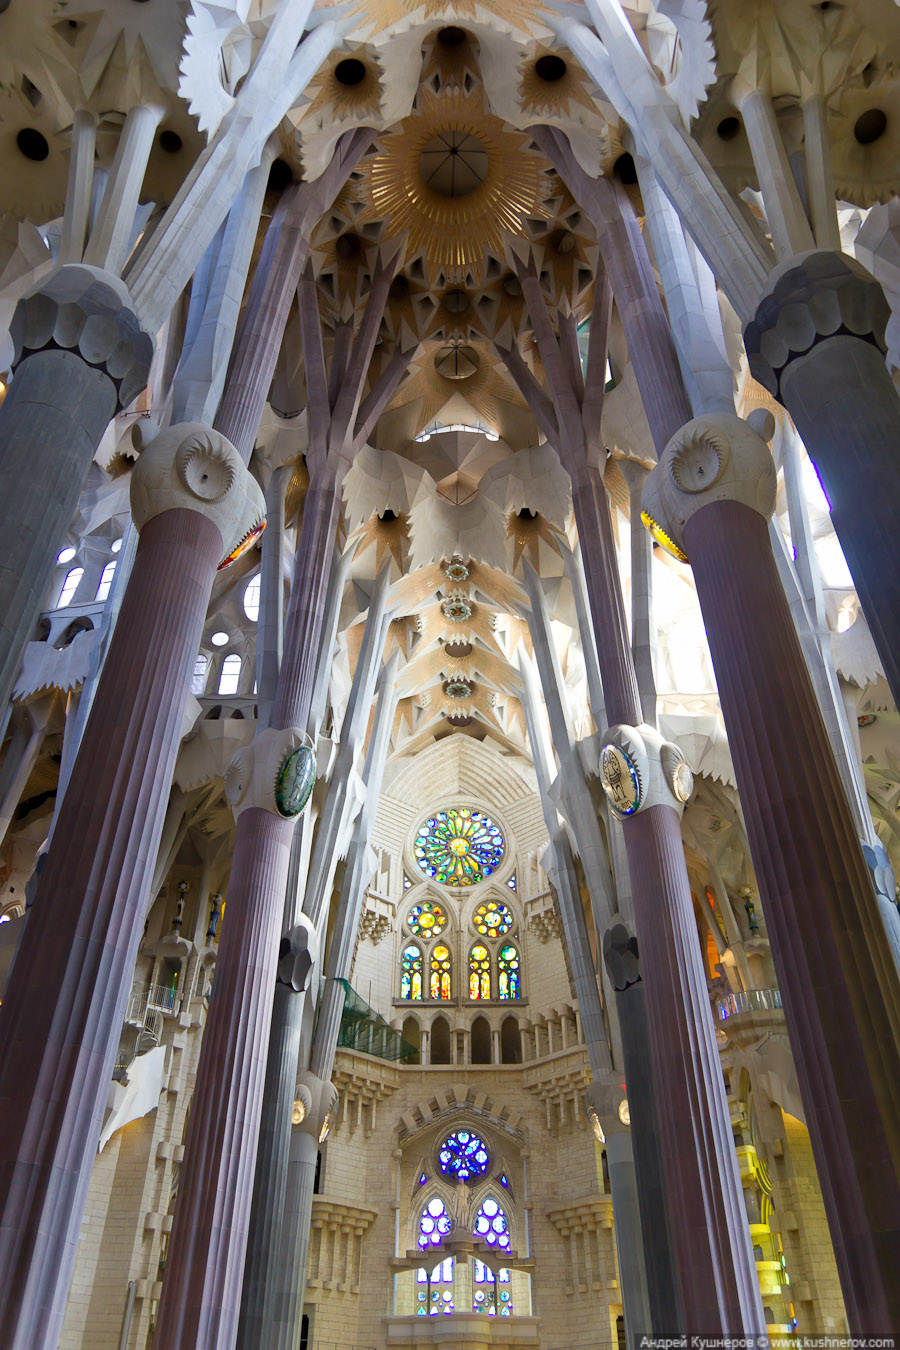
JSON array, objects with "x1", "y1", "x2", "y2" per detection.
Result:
[
  {"x1": 643, "y1": 412, "x2": 900, "y2": 1331},
  {"x1": 237, "y1": 917, "x2": 319, "y2": 1350},
  {"x1": 571, "y1": 463, "x2": 763, "y2": 1332},
  {"x1": 603, "y1": 919, "x2": 681, "y2": 1330},
  {"x1": 744, "y1": 250, "x2": 900, "y2": 709},
  {"x1": 0, "y1": 424, "x2": 262, "y2": 1350},
  {"x1": 0, "y1": 266, "x2": 152, "y2": 713},
  {"x1": 152, "y1": 726, "x2": 312, "y2": 1350},
  {"x1": 154, "y1": 470, "x2": 340, "y2": 1350}
]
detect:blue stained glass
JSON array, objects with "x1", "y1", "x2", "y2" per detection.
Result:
[{"x1": 438, "y1": 1129, "x2": 491, "y2": 1180}]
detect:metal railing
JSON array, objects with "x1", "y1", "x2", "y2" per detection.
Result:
[
  {"x1": 714, "y1": 988, "x2": 782, "y2": 1021},
  {"x1": 125, "y1": 983, "x2": 180, "y2": 1024}
]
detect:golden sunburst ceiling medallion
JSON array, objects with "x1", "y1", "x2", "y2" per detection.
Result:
[{"x1": 362, "y1": 88, "x2": 550, "y2": 271}]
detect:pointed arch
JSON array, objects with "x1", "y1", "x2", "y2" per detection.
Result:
[
  {"x1": 429, "y1": 943, "x2": 452, "y2": 999},
  {"x1": 498, "y1": 943, "x2": 521, "y2": 1000},
  {"x1": 400, "y1": 943, "x2": 423, "y2": 999},
  {"x1": 430, "y1": 1014, "x2": 451, "y2": 1064},
  {"x1": 471, "y1": 1014, "x2": 491, "y2": 1064},
  {"x1": 469, "y1": 944, "x2": 491, "y2": 1000}
]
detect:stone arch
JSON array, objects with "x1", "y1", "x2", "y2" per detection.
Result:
[
  {"x1": 500, "y1": 1015, "x2": 521, "y2": 1064},
  {"x1": 431, "y1": 1014, "x2": 451, "y2": 1064},
  {"x1": 402, "y1": 1014, "x2": 421, "y2": 1064},
  {"x1": 471, "y1": 1014, "x2": 491, "y2": 1064}
]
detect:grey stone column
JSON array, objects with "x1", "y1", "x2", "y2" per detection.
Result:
[
  {"x1": 0, "y1": 265, "x2": 152, "y2": 713},
  {"x1": 744, "y1": 250, "x2": 900, "y2": 709},
  {"x1": 0, "y1": 424, "x2": 261, "y2": 1350},
  {"x1": 603, "y1": 920, "x2": 681, "y2": 1331}
]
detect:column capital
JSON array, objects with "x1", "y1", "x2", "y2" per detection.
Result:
[
  {"x1": 276, "y1": 915, "x2": 319, "y2": 994},
  {"x1": 223, "y1": 726, "x2": 316, "y2": 822},
  {"x1": 130, "y1": 422, "x2": 266, "y2": 568},
  {"x1": 744, "y1": 249, "x2": 890, "y2": 396},
  {"x1": 602, "y1": 915, "x2": 641, "y2": 992},
  {"x1": 585, "y1": 1080, "x2": 631, "y2": 1141},
  {"x1": 641, "y1": 412, "x2": 776, "y2": 562},
  {"x1": 9, "y1": 264, "x2": 153, "y2": 410},
  {"x1": 598, "y1": 722, "x2": 694, "y2": 818},
  {"x1": 293, "y1": 1071, "x2": 339, "y2": 1143}
]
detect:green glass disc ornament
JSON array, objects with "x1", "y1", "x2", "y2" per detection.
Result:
[{"x1": 275, "y1": 745, "x2": 316, "y2": 818}]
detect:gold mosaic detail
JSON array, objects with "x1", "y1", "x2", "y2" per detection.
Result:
[{"x1": 359, "y1": 87, "x2": 551, "y2": 269}]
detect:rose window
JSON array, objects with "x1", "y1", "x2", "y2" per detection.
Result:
[{"x1": 414, "y1": 808, "x2": 505, "y2": 886}]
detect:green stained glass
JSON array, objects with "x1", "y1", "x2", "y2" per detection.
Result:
[
  {"x1": 498, "y1": 943, "x2": 520, "y2": 999},
  {"x1": 413, "y1": 807, "x2": 505, "y2": 887},
  {"x1": 401, "y1": 943, "x2": 423, "y2": 999}
]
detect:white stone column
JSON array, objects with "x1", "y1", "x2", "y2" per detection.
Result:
[{"x1": 83, "y1": 104, "x2": 165, "y2": 274}]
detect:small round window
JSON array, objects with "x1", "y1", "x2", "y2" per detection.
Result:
[{"x1": 439, "y1": 1130, "x2": 491, "y2": 1181}]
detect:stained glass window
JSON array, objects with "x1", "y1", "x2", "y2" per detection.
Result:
[
  {"x1": 438, "y1": 1130, "x2": 491, "y2": 1180},
  {"x1": 498, "y1": 944, "x2": 520, "y2": 1000},
  {"x1": 416, "y1": 1198, "x2": 454, "y2": 1315},
  {"x1": 474, "y1": 1196, "x2": 511, "y2": 1251},
  {"x1": 473, "y1": 901, "x2": 513, "y2": 938},
  {"x1": 401, "y1": 944, "x2": 423, "y2": 999},
  {"x1": 430, "y1": 944, "x2": 452, "y2": 1000},
  {"x1": 507, "y1": 872, "x2": 517, "y2": 891},
  {"x1": 413, "y1": 808, "x2": 505, "y2": 887},
  {"x1": 469, "y1": 945, "x2": 491, "y2": 1000},
  {"x1": 408, "y1": 901, "x2": 447, "y2": 938},
  {"x1": 473, "y1": 1259, "x2": 513, "y2": 1316}
]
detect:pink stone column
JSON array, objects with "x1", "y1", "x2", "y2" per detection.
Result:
[
  {"x1": 684, "y1": 499, "x2": 900, "y2": 1332},
  {"x1": 0, "y1": 506, "x2": 223, "y2": 1350},
  {"x1": 151, "y1": 807, "x2": 296, "y2": 1348},
  {"x1": 569, "y1": 463, "x2": 763, "y2": 1332},
  {"x1": 151, "y1": 472, "x2": 341, "y2": 1350}
]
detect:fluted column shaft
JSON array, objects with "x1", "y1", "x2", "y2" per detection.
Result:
[
  {"x1": 685, "y1": 499, "x2": 900, "y2": 1331},
  {"x1": 0, "y1": 507, "x2": 223, "y2": 1350},
  {"x1": 569, "y1": 463, "x2": 762, "y2": 1331},
  {"x1": 623, "y1": 807, "x2": 761, "y2": 1328},
  {"x1": 154, "y1": 477, "x2": 339, "y2": 1350}
]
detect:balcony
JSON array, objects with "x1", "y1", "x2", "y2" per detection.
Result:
[{"x1": 714, "y1": 988, "x2": 782, "y2": 1021}]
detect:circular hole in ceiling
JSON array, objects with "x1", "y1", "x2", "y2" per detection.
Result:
[
  {"x1": 517, "y1": 507, "x2": 538, "y2": 521},
  {"x1": 336, "y1": 232, "x2": 362, "y2": 259},
  {"x1": 535, "y1": 55, "x2": 567, "y2": 82},
  {"x1": 444, "y1": 641, "x2": 473, "y2": 658},
  {"x1": 503, "y1": 273, "x2": 522, "y2": 298},
  {"x1": 335, "y1": 57, "x2": 367, "y2": 86},
  {"x1": 854, "y1": 109, "x2": 887, "y2": 144},
  {"x1": 437, "y1": 26, "x2": 468, "y2": 46},
  {"x1": 434, "y1": 344, "x2": 480, "y2": 380},
  {"x1": 419, "y1": 130, "x2": 488, "y2": 198},
  {"x1": 267, "y1": 157, "x2": 293, "y2": 192},
  {"x1": 613, "y1": 152, "x2": 638, "y2": 185},
  {"x1": 16, "y1": 128, "x2": 49, "y2": 161},
  {"x1": 447, "y1": 715, "x2": 474, "y2": 727},
  {"x1": 379, "y1": 509, "x2": 398, "y2": 522},
  {"x1": 158, "y1": 129, "x2": 182, "y2": 153},
  {"x1": 716, "y1": 116, "x2": 741, "y2": 141}
]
